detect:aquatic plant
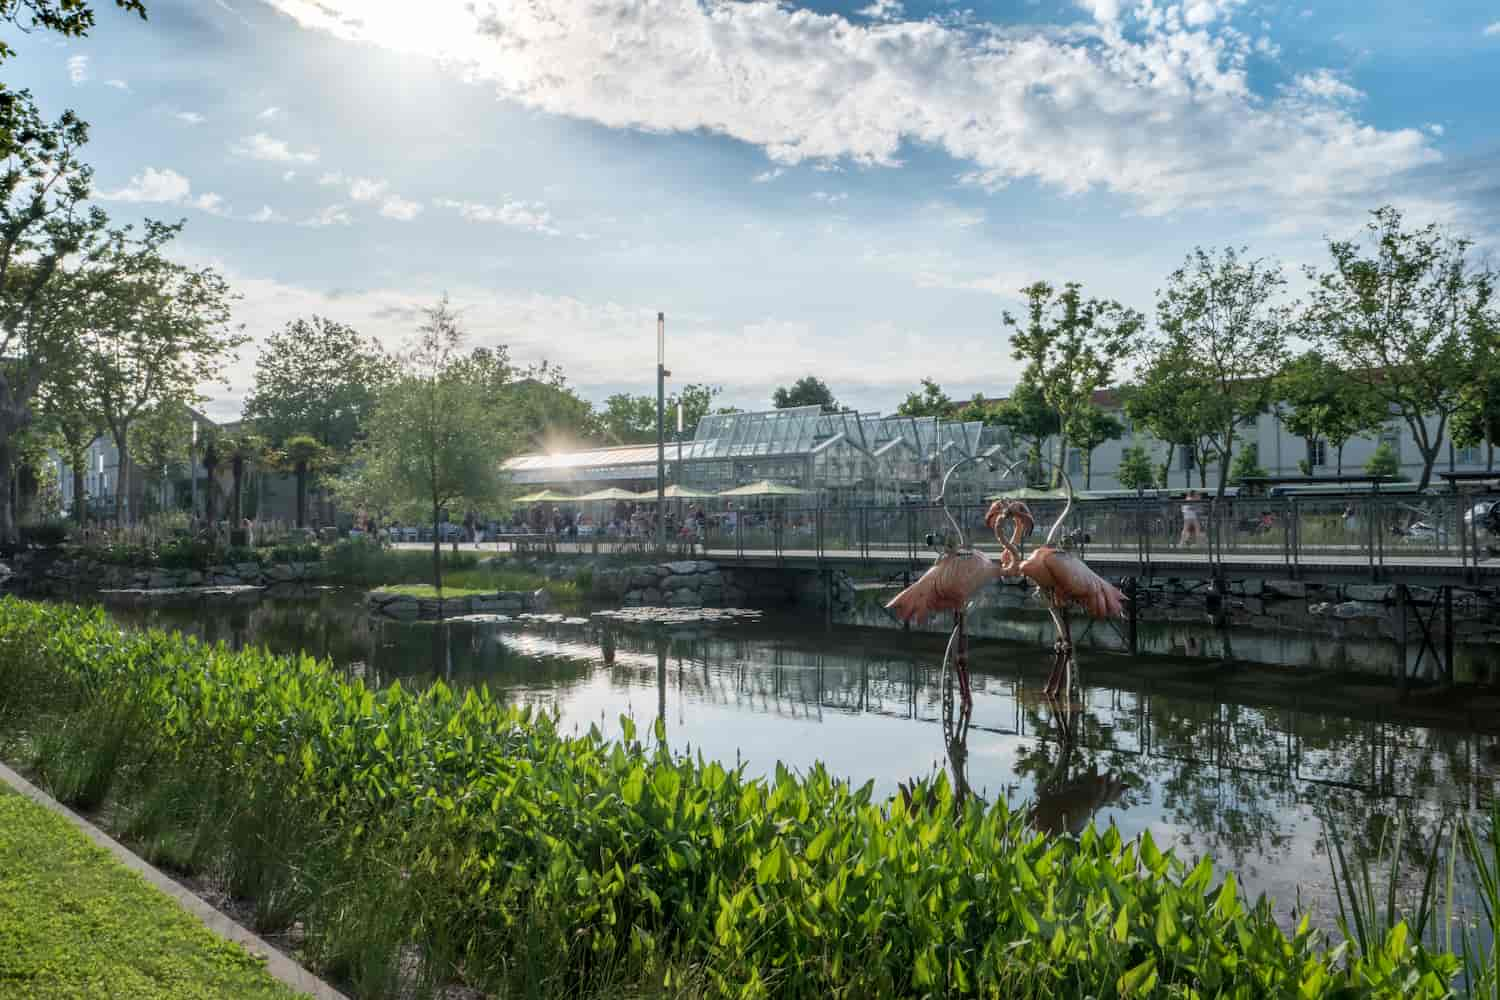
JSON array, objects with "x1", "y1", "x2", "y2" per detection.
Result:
[{"x1": 0, "y1": 597, "x2": 1467, "y2": 999}]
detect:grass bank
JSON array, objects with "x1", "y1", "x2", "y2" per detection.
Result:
[
  {"x1": 322, "y1": 541, "x2": 583, "y2": 601},
  {"x1": 0, "y1": 786, "x2": 302, "y2": 1000},
  {"x1": 0, "y1": 597, "x2": 1476, "y2": 999}
]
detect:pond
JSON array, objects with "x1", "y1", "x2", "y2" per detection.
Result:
[{"x1": 97, "y1": 587, "x2": 1500, "y2": 927}]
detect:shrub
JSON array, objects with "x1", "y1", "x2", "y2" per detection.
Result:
[
  {"x1": 20, "y1": 520, "x2": 70, "y2": 548},
  {"x1": 0, "y1": 598, "x2": 1469, "y2": 1000}
]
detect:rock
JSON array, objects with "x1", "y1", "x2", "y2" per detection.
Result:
[
  {"x1": 146, "y1": 571, "x2": 174, "y2": 590},
  {"x1": 664, "y1": 574, "x2": 699, "y2": 591},
  {"x1": 235, "y1": 562, "x2": 261, "y2": 578},
  {"x1": 1332, "y1": 601, "x2": 1383, "y2": 620},
  {"x1": 641, "y1": 588, "x2": 662, "y2": 604},
  {"x1": 1264, "y1": 580, "x2": 1306, "y2": 599},
  {"x1": 669, "y1": 590, "x2": 699, "y2": 607},
  {"x1": 666, "y1": 561, "x2": 701, "y2": 575},
  {"x1": 1345, "y1": 584, "x2": 1392, "y2": 603},
  {"x1": 623, "y1": 590, "x2": 643, "y2": 606},
  {"x1": 699, "y1": 571, "x2": 722, "y2": 587},
  {"x1": 1308, "y1": 602, "x2": 1331, "y2": 616},
  {"x1": 1232, "y1": 579, "x2": 1264, "y2": 597},
  {"x1": 184, "y1": 570, "x2": 204, "y2": 586}
]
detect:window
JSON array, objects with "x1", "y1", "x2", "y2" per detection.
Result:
[
  {"x1": 1067, "y1": 449, "x2": 1082, "y2": 474},
  {"x1": 1308, "y1": 439, "x2": 1327, "y2": 468}
]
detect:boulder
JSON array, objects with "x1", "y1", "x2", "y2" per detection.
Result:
[
  {"x1": 235, "y1": 562, "x2": 262, "y2": 578},
  {"x1": 623, "y1": 590, "x2": 643, "y2": 606},
  {"x1": 146, "y1": 571, "x2": 174, "y2": 590},
  {"x1": 641, "y1": 588, "x2": 662, "y2": 604},
  {"x1": 384, "y1": 597, "x2": 420, "y2": 620},
  {"x1": 669, "y1": 590, "x2": 700, "y2": 607},
  {"x1": 666, "y1": 561, "x2": 700, "y2": 575},
  {"x1": 1345, "y1": 584, "x2": 1392, "y2": 603},
  {"x1": 1332, "y1": 601, "x2": 1383, "y2": 620},
  {"x1": 184, "y1": 570, "x2": 204, "y2": 586},
  {"x1": 529, "y1": 588, "x2": 551, "y2": 612},
  {"x1": 1264, "y1": 580, "x2": 1306, "y2": 600}
]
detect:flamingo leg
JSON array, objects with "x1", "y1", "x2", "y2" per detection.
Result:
[
  {"x1": 1057, "y1": 609, "x2": 1077, "y2": 703},
  {"x1": 1043, "y1": 602, "x2": 1067, "y2": 696},
  {"x1": 954, "y1": 610, "x2": 973, "y2": 712}
]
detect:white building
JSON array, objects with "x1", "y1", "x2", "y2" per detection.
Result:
[
  {"x1": 53, "y1": 409, "x2": 221, "y2": 521},
  {"x1": 1006, "y1": 389, "x2": 1487, "y2": 492}
]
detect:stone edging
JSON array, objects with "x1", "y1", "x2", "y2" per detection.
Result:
[
  {"x1": 366, "y1": 587, "x2": 552, "y2": 619},
  {"x1": 0, "y1": 759, "x2": 349, "y2": 1000}
]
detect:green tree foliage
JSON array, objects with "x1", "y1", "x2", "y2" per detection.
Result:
[
  {"x1": 1151, "y1": 247, "x2": 1289, "y2": 497},
  {"x1": 1122, "y1": 343, "x2": 1219, "y2": 490},
  {"x1": 772, "y1": 375, "x2": 839, "y2": 412},
  {"x1": 219, "y1": 428, "x2": 264, "y2": 525},
  {"x1": 1228, "y1": 441, "x2": 1268, "y2": 483},
  {"x1": 1067, "y1": 405, "x2": 1124, "y2": 489},
  {"x1": 991, "y1": 380, "x2": 1061, "y2": 484},
  {"x1": 1116, "y1": 444, "x2": 1157, "y2": 491},
  {"x1": 337, "y1": 299, "x2": 515, "y2": 594},
  {"x1": 37, "y1": 373, "x2": 99, "y2": 523},
  {"x1": 488, "y1": 359, "x2": 597, "y2": 453},
  {"x1": 1453, "y1": 374, "x2": 1500, "y2": 472},
  {"x1": 75, "y1": 221, "x2": 243, "y2": 524},
  {"x1": 1304, "y1": 206, "x2": 1496, "y2": 491},
  {"x1": 242, "y1": 316, "x2": 393, "y2": 453},
  {"x1": 0, "y1": 1, "x2": 146, "y2": 64},
  {"x1": 1364, "y1": 441, "x2": 1401, "y2": 480},
  {"x1": 127, "y1": 401, "x2": 192, "y2": 516},
  {"x1": 0, "y1": 91, "x2": 108, "y2": 542},
  {"x1": 270, "y1": 434, "x2": 329, "y2": 530},
  {"x1": 596, "y1": 383, "x2": 731, "y2": 445},
  {"x1": 1274, "y1": 351, "x2": 1388, "y2": 477},
  {"x1": 895, "y1": 378, "x2": 954, "y2": 418},
  {"x1": 1003, "y1": 281, "x2": 1142, "y2": 487}
]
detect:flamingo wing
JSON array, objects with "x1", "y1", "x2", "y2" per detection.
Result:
[
  {"x1": 885, "y1": 551, "x2": 1001, "y2": 623},
  {"x1": 1048, "y1": 551, "x2": 1125, "y2": 619}
]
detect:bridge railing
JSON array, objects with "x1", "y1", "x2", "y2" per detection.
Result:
[{"x1": 695, "y1": 492, "x2": 1496, "y2": 579}]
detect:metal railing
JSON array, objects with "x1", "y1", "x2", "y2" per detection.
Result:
[{"x1": 498, "y1": 493, "x2": 1499, "y2": 582}]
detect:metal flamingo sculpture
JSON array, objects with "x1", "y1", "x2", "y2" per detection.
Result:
[{"x1": 986, "y1": 488, "x2": 1125, "y2": 700}]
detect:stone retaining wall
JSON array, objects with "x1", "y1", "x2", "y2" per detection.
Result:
[
  {"x1": 7, "y1": 551, "x2": 324, "y2": 593},
  {"x1": 366, "y1": 588, "x2": 552, "y2": 620}
]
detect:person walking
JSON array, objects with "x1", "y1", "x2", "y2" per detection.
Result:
[{"x1": 1179, "y1": 491, "x2": 1204, "y2": 547}]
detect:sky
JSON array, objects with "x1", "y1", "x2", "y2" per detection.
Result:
[{"x1": 7, "y1": 0, "x2": 1500, "y2": 422}]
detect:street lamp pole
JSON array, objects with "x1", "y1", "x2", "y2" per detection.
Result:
[
  {"x1": 676, "y1": 401, "x2": 684, "y2": 527},
  {"x1": 190, "y1": 420, "x2": 198, "y2": 521},
  {"x1": 655, "y1": 312, "x2": 669, "y2": 551}
]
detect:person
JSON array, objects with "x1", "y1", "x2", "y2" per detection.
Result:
[
  {"x1": 1343, "y1": 503, "x2": 1360, "y2": 535},
  {"x1": 464, "y1": 509, "x2": 476, "y2": 545},
  {"x1": 1179, "y1": 491, "x2": 1203, "y2": 546}
]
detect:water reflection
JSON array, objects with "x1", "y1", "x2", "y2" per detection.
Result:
[{"x1": 96, "y1": 588, "x2": 1500, "y2": 919}]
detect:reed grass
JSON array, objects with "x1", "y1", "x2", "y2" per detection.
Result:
[{"x1": 0, "y1": 596, "x2": 1480, "y2": 999}]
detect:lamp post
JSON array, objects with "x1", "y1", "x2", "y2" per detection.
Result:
[
  {"x1": 655, "y1": 312, "x2": 669, "y2": 551},
  {"x1": 190, "y1": 420, "x2": 198, "y2": 520},
  {"x1": 676, "y1": 401, "x2": 685, "y2": 529}
]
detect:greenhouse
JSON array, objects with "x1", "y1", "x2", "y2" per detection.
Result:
[{"x1": 501, "y1": 405, "x2": 1013, "y2": 505}]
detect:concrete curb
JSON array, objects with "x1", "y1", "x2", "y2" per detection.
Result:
[{"x1": 0, "y1": 760, "x2": 349, "y2": 1000}]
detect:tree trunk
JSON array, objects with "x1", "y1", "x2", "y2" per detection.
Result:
[
  {"x1": 431, "y1": 502, "x2": 443, "y2": 599},
  {"x1": 1084, "y1": 449, "x2": 1092, "y2": 490},
  {"x1": 295, "y1": 461, "x2": 307, "y2": 528},
  {"x1": 0, "y1": 438, "x2": 12, "y2": 546},
  {"x1": 1216, "y1": 439, "x2": 1232, "y2": 498},
  {"x1": 1416, "y1": 442, "x2": 1440, "y2": 492},
  {"x1": 1337, "y1": 444, "x2": 1344, "y2": 477},
  {"x1": 230, "y1": 457, "x2": 243, "y2": 524},
  {"x1": 113, "y1": 434, "x2": 130, "y2": 526},
  {"x1": 1053, "y1": 431, "x2": 1069, "y2": 489},
  {"x1": 1489, "y1": 441, "x2": 1495, "y2": 472},
  {"x1": 72, "y1": 464, "x2": 85, "y2": 525}
]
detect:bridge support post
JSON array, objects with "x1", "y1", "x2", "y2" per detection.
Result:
[
  {"x1": 1445, "y1": 584, "x2": 1455, "y2": 688},
  {"x1": 1397, "y1": 583, "x2": 1409, "y2": 697},
  {"x1": 1125, "y1": 577, "x2": 1138, "y2": 656}
]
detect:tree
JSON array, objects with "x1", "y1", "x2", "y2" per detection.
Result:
[
  {"x1": 896, "y1": 378, "x2": 954, "y2": 418},
  {"x1": 76, "y1": 222, "x2": 243, "y2": 524},
  {"x1": 1274, "y1": 350, "x2": 1388, "y2": 477},
  {"x1": 0, "y1": 1, "x2": 147, "y2": 64},
  {"x1": 274, "y1": 434, "x2": 329, "y2": 530},
  {"x1": 127, "y1": 400, "x2": 191, "y2": 514},
  {"x1": 1067, "y1": 406, "x2": 1124, "y2": 489},
  {"x1": 1364, "y1": 441, "x2": 1401, "y2": 480},
  {"x1": 0, "y1": 92, "x2": 110, "y2": 542},
  {"x1": 242, "y1": 316, "x2": 393, "y2": 453},
  {"x1": 1304, "y1": 206, "x2": 1495, "y2": 491},
  {"x1": 1122, "y1": 343, "x2": 1220, "y2": 490},
  {"x1": 1152, "y1": 247, "x2": 1290, "y2": 497},
  {"x1": 1228, "y1": 441, "x2": 1268, "y2": 483},
  {"x1": 595, "y1": 383, "x2": 731, "y2": 445},
  {"x1": 501, "y1": 360, "x2": 599, "y2": 451},
  {"x1": 337, "y1": 299, "x2": 515, "y2": 595},
  {"x1": 1003, "y1": 281, "x2": 1143, "y2": 487},
  {"x1": 772, "y1": 375, "x2": 839, "y2": 412},
  {"x1": 198, "y1": 425, "x2": 220, "y2": 527},
  {"x1": 1454, "y1": 374, "x2": 1500, "y2": 472},
  {"x1": 219, "y1": 428, "x2": 264, "y2": 526},
  {"x1": 1117, "y1": 444, "x2": 1157, "y2": 491},
  {"x1": 991, "y1": 379, "x2": 1061, "y2": 484},
  {"x1": 37, "y1": 375, "x2": 99, "y2": 523}
]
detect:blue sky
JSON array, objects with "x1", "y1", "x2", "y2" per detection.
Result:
[{"x1": 7, "y1": 0, "x2": 1499, "y2": 421}]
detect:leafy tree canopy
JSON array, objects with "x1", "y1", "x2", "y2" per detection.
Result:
[
  {"x1": 0, "y1": 1, "x2": 146, "y2": 64},
  {"x1": 772, "y1": 375, "x2": 839, "y2": 412},
  {"x1": 243, "y1": 316, "x2": 393, "y2": 453},
  {"x1": 1117, "y1": 444, "x2": 1157, "y2": 491},
  {"x1": 896, "y1": 378, "x2": 953, "y2": 418}
]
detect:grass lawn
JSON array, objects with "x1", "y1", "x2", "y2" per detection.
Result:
[
  {"x1": 373, "y1": 583, "x2": 498, "y2": 598},
  {"x1": 0, "y1": 787, "x2": 304, "y2": 1000},
  {"x1": 375, "y1": 568, "x2": 581, "y2": 602}
]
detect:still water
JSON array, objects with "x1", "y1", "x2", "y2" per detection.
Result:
[{"x1": 99, "y1": 588, "x2": 1500, "y2": 924}]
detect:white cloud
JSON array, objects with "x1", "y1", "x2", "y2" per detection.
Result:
[
  {"x1": 752, "y1": 167, "x2": 785, "y2": 183},
  {"x1": 104, "y1": 79, "x2": 130, "y2": 91},
  {"x1": 299, "y1": 204, "x2": 352, "y2": 227},
  {"x1": 258, "y1": 106, "x2": 283, "y2": 120},
  {"x1": 379, "y1": 195, "x2": 423, "y2": 220},
  {"x1": 348, "y1": 177, "x2": 389, "y2": 202},
  {"x1": 433, "y1": 197, "x2": 557, "y2": 233},
  {"x1": 282, "y1": 170, "x2": 298, "y2": 182},
  {"x1": 1484, "y1": 22, "x2": 1500, "y2": 37},
  {"x1": 98, "y1": 167, "x2": 193, "y2": 203},
  {"x1": 1425, "y1": 123, "x2": 1444, "y2": 136},
  {"x1": 262, "y1": 0, "x2": 1439, "y2": 218},
  {"x1": 248, "y1": 205, "x2": 288, "y2": 224},
  {"x1": 317, "y1": 171, "x2": 345, "y2": 186},
  {"x1": 67, "y1": 55, "x2": 89, "y2": 85},
  {"x1": 857, "y1": 0, "x2": 903, "y2": 21},
  {"x1": 97, "y1": 167, "x2": 230, "y2": 217},
  {"x1": 231, "y1": 132, "x2": 319, "y2": 163},
  {"x1": 1288, "y1": 69, "x2": 1364, "y2": 103},
  {"x1": 811, "y1": 191, "x2": 848, "y2": 203},
  {"x1": 174, "y1": 111, "x2": 206, "y2": 125}
]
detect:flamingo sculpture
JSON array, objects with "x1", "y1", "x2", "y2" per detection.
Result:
[{"x1": 986, "y1": 485, "x2": 1125, "y2": 699}]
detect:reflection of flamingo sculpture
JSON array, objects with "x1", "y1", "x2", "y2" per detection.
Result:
[
  {"x1": 987, "y1": 486, "x2": 1124, "y2": 699},
  {"x1": 884, "y1": 541, "x2": 1004, "y2": 710},
  {"x1": 1029, "y1": 692, "x2": 1128, "y2": 836}
]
